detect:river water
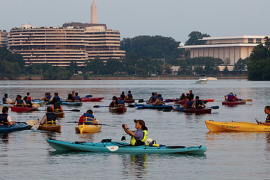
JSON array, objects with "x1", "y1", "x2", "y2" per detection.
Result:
[{"x1": 0, "y1": 79, "x2": 270, "y2": 179}]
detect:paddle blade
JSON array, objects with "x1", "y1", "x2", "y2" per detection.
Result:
[
  {"x1": 32, "y1": 103, "x2": 40, "y2": 107},
  {"x1": 93, "y1": 105, "x2": 100, "y2": 108},
  {"x1": 246, "y1": 99, "x2": 253, "y2": 101},
  {"x1": 176, "y1": 107, "x2": 185, "y2": 111},
  {"x1": 164, "y1": 99, "x2": 171, "y2": 103},
  {"x1": 255, "y1": 118, "x2": 260, "y2": 125},
  {"x1": 138, "y1": 99, "x2": 144, "y2": 103},
  {"x1": 106, "y1": 146, "x2": 119, "y2": 152},
  {"x1": 69, "y1": 109, "x2": 80, "y2": 112},
  {"x1": 85, "y1": 95, "x2": 92, "y2": 98},
  {"x1": 211, "y1": 106, "x2": 219, "y2": 109},
  {"x1": 26, "y1": 120, "x2": 40, "y2": 128}
]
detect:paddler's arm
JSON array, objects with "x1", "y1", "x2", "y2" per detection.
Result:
[
  {"x1": 40, "y1": 115, "x2": 47, "y2": 124},
  {"x1": 122, "y1": 124, "x2": 135, "y2": 136},
  {"x1": 7, "y1": 115, "x2": 15, "y2": 126},
  {"x1": 260, "y1": 122, "x2": 270, "y2": 126},
  {"x1": 191, "y1": 101, "x2": 196, "y2": 108}
]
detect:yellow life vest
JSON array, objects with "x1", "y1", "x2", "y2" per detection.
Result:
[{"x1": 130, "y1": 130, "x2": 148, "y2": 146}]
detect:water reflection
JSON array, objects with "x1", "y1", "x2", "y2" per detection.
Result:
[{"x1": 0, "y1": 133, "x2": 9, "y2": 143}]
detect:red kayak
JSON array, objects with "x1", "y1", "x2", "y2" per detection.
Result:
[
  {"x1": 109, "y1": 107, "x2": 127, "y2": 113},
  {"x1": 174, "y1": 99, "x2": 213, "y2": 105},
  {"x1": 11, "y1": 106, "x2": 38, "y2": 112},
  {"x1": 173, "y1": 106, "x2": 212, "y2": 113},
  {"x1": 81, "y1": 97, "x2": 104, "y2": 102},
  {"x1": 124, "y1": 99, "x2": 135, "y2": 103},
  {"x1": 222, "y1": 100, "x2": 246, "y2": 105}
]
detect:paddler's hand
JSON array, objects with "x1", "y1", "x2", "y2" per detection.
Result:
[
  {"x1": 260, "y1": 122, "x2": 264, "y2": 124},
  {"x1": 122, "y1": 124, "x2": 127, "y2": 129}
]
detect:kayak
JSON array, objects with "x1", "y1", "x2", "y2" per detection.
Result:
[
  {"x1": 55, "y1": 112, "x2": 64, "y2": 118},
  {"x1": 222, "y1": 100, "x2": 246, "y2": 105},
  {"x1": 173, "y1": 106, "x2": 212, "y2": 113},
  {"x1": 0, "y1": 104, "x2": 13, "y2": 108},
  {"x1": 124, "y1": 99, "x2": 135, "y2": 103},
  {"x1": 46, "y1": 139, "x2": 206, "y2": 155},
  {"x1": 174, "y1": 100, "x2": 210, "y2": 105},
  {"x1": 11, "y1": 106, "x2": 38, "y2": 112},
  {"x1": 136, "y1": 104, "x2": 173, "y2": 110},
  {"x1": 109, "y1": 107, "x2": 127, "y2": 113},
  {"x1": 81, "y1": 97, "x2": 104, "y2": 102},
  {"x1": 205, "y1": 120, "x2": 270, "y2": 132},
  {"x1": 38, "y1": 124, "x2": 61, "y2": 133},
  {"x1": 0, "y1": 123, "x2": 31, "y2": 133},
  {"x1": 75, "y1": 120, "x2": 102, "y2": 133},
  {"x1": 62, "y1": 101, "x2": 82, "y2": 106}
]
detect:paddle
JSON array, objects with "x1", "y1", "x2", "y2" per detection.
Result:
[
  {"x1": 175, "y1": 106, "x2": 219, "y2": 111},
  {"x1": 255, "y1": 118, "x2": 260, "y2": 125},
  {"x1": 94, "y1": 105, "x2": 136, "y2": 108},
  {"x1": 85, "y1": 95, "x2": 92, "y2": 98},
  {"x1": 31, "y1": 109, "x2": 80, "y2": 112},
  {"x1": 25, "y1": 120, "x2": 40, "y2": 128},
  {"x1": 246, "y1": 99, "x2": 252, "y2": 102},
  {"x1": 66, "y1": 121, "x2": 116, "y2": 127}
]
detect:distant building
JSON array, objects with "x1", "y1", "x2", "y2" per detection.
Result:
[
  {"x1": 0, "y1": 30, "x2": 8, "y2": 47},
  {"x1": 180, "y1": 36, "x2": 269, "y2": 65},
  {"x1": 7, "y1": 0, "x2": 125, "y2": 66}
]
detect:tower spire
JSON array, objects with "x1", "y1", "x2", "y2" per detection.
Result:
[{"x1": 91, "y1": 0, "x2": 98, "y2": 24}]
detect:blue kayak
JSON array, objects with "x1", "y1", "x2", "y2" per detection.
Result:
[
  {"x1": 136, "y1": 104, "x2": 173, "y2": 110},
  {"x1": 61, "y1": 101, "x2": 82, "y2": 106},
  {"x1": 0, "y1": 123, "x2": 31, "y2": 133},
  {"x1": 47, "y1": 139, "x2": 206, "y2": 155}
]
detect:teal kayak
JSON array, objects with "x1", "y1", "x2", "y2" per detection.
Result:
[
  {"x1": 136, "y1": 104, "x2": 173, "y2": 110},
  {"x1": 0, "y1": 123, "x2": 31, "y2": 133},
  {"x1": 61, "y1": 101, "x2": 82, "y2": 106},
  {"x1": 46, "y1": 139, "x2": 206, "y2": 155}
]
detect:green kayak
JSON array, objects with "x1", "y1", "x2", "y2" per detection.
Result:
[{"x1": 47, "y1": 139, "x2": 206, "y2": 155}]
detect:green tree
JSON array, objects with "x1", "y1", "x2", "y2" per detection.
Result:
[
  {"x1": 185, "y1": 31, "x2": 211, "y2": 45},
  {"x1": 106, "y1": 58, "x2": 123, "y2": 75},
  {"x1": 234, "y1": 58, "x2": 246, "y2": 73},
  {"x1": 85, "y1": 57, "x2": 106, "y2": 74},
  {"x1": 223, "y1": 66, "x2": 229, "y2": 75},
  {"x1": 69, "y1": 61, "x2": 78, "y2": 74}
]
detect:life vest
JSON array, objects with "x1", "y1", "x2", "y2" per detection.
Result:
[
  {"x1": 117, "y1": 100, "x2": 125, "y2": 107},
  {"x1": 46, "y1": 113, "x2": 57, "y2": 124},
  {"x1": 127, "y1": 94, "x2": 133, "y2": 100},
  {"x1": 228, "y1": 94, "x2": 234, "y2": 101},
  {"x1": 16, "y1": 99, "x2": 24, "y2": 107},
  {"x1": 150, "y1": 96, "x2": 157, "y2": 102},
  {"x1": 266, "y1": 114, "x2": 270, "y2": 123},
  {"x1": 195, "y1": 100, "x2": 203, "y2": 109},
  {"x1": 74, "y1": 96, "x2": 81, "y2": 102},
  {"x1": 83, "y1": 113, "x2": 94, "y2": 125},
  {"x1": 0, "y1": 114, "x2": 8, "y2": 125},
  {"x1": 186, "y1": 101, "x2": 193, "y2": 108},
  {"x1": 157, "y1": 97, "x2": 164, "y2": 106},
  {"x1": 2, "y1": 97, "x2": 7, "y2": 104},
  {"x1": 130, "y1": 130, "x2": 148, "y2": 146},
  {"x1": 120, "y1": 94, "x2": 125, "y2": 99},
  {"x1": 27, "y1": 96, "x2": 32, "y2": 102},
  {"x1": 45, "y1": 95, "x2": 51, "y2": 101},
  {"x1": 53, "y1": 103, "x2": 61, "y2": 112}
]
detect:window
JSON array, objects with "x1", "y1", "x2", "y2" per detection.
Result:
[{"x1": 248, "y1": 38, "x2": 253, "y2": 43}]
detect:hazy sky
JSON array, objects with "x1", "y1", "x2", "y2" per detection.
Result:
[{"x1": 1, "y1": 0, "x2": 269, "y2": 43}]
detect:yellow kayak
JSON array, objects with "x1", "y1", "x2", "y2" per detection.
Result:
[
  {"x1": 75, "y1": 119, "x2": 102, "y2": 133},
  {"x1": 205, "y1": 120, "x2": 270, "y2": 132}
]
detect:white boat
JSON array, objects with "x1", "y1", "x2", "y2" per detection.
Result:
[
  {"x1": 196, "y1": 76, "x2": 207, "y2": 84},
  {"x1": 206, "y1": 77, "x2": 217, "y2": 81}
]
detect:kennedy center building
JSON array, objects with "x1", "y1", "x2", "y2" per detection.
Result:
[
  {"x1": 180, "y1": 36, "x2": 268, "y2": 65},
  {"x1": 7, "y1": 0, "x2": 125, "y2": 66}
]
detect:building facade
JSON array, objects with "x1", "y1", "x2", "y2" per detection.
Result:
[
  {"x1": 180, "y1": 36, "x2": 268, "y2": 65},
  {"x1": 6, "y1": 0, "x2": 125, "y2": 66},
  {"x1": 0, "y1": 30, "x2": 8, "y2": 47}
]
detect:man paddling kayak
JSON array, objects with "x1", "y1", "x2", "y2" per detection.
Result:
[
  {"x1": 51, "y1": 97, "x2": 63, "y2": 113},
  {"x1": 2, "y1": 94, "x2": 14, "y2": 104},
  {"x1": 192, "y1": 96, "x2": 206, "y2": 109},
  {"x1": 122, "y1": 120, "x2": 148, "y2": 146},
  {"x1": 40, "y1": 107, "x2": 57, "y2": 125},
  {"x1": 0, "y1": 107, "x2": 16, "y2": 126},
  {"x1": 259, "y1": 106, "x2": 270, "y2": 126},
  {"x1": 78, "y1": 109, "x2": 95, "y2": 125}
]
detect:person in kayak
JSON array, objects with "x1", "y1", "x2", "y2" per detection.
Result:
[
  {"x1": 40, "y1": 107, "x2": 57, "y2": 125},
  {"x1": 122, "y1": 119, "x2": 148, "y2": 146},
  {"x1": 53, "y1": 92, "x2": 61, "y2": 101},
  {"x1": 78, "y1": 109, "x2": 95, "y2": 125},
  {"x1": 74, "y1": 92, "x2": 81, "y2": 102},
  {"x1": 2, "y1": 94, "x2": 14, "y2": 104},
  {"x1": 259, "y1": 106, "x2": 270, "y2": 125},
  {"x1": 15, "y1": 95, "x2": 27, "y2": 107},
  {"x1": 152, "y1": 94, "x2": 165, "y2": 106},
  {"x1": 0, "y1": 107, "x2": 16, "y2": 126},
  {"x1": 117, "y1": 98, "x2": 125, "y2": 107},
  {"x1": 23, "y1": 96, "x2": 32, "y2": 107},
  {"x1": 51, "y1": 97, "x2": 63, "y2": 113},
  {"x1": 224, "y1": 92, "x2": 235, "y2": 101},
  {"x1": 179, "y1": 93, "x2": 186, "y2": 100},
  {"x1": 183, "y1": 97, "x2": 193, "y2": 108},
  {"x1": 148, "y1": 92, "x2": 157, "y2": 103},
  {"x1": 27, "y1": 92, "x2": 32, "y2": 102},
  {"x1": 120, "y1": 91, "x2": 125, "y2": 100},
  {"x1": 109, "y1": 96, "x2": 118, "y2": 107},
  {"x1": 125, "y1": 90, "x2": 133, "y2": 100},
  {"x1": 192, "y1": 96, "x2": 206, "y2": 109},
  {"x1": 188, "y1": 90, "x2": 194, "y2": 100}
]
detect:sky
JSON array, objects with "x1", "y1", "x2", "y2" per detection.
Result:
[{"x1": 1, "y1": 0, "x2": 269, "y2": 43}]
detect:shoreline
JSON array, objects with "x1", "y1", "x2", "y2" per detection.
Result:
[{"x1": 12, "y1": 75, "x2": 248, "y2": 80}]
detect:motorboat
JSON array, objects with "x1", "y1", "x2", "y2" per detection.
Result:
[
  {"x1": 195, "y1": 75, "x2": 207, "y2": 84},
  {"x1": 206, "y1": 77, "x2": 217, "y2": 81}
]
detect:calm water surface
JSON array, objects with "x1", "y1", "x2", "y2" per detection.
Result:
[{"x1": 1, "y1": 79, "x2": 270, "y2": 179}]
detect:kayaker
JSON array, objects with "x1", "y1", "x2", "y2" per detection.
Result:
[
  {"x1": 149, "y1": 92, "x2": 157, "y2": 103},
  {"x1": 180, "y1": 93, "x2": 186, "y2": 100},
  {"x1": 224, "y1": 92, "x2": 235, "y2": 101},
  {"x1": 120, "y1": 91, "x2": 125, "y2": 100},
  {"x1": 183, "y1": 97, "x2": 193, "y2": 108},
  {"x1": 125, "y1": 90, "x2": 133, "y2": 100},
  {"x1": 23, "y1": 96, "x2": 32, "y2": 107},
  {"x1": 78, "y1": 109, "x2": 95, "y2": 125},
  {"x1": 0, "y1": 107, "x2": 16, "y2": 126},
  {"x1": 27, "y1": 92, "x2": 32, "y2": 102},
  {"x1": 259, "y1": 106, "x2": 270, "y2": 126},
  {"x1": 152, "y1": 94, "x2": 165, "y2": 106},
  {"x1": 2, "y1": 94, "x2": 14, "y2": 104},
  {"x1": 71, "y1": 91, "x2": 75, "y2": 101},
  {"x1": 51, "y1": 97, "x2": 63, "y2": 113},
  {"x1": 117, "y1": 98, "x2": 125, "y2": 107},
  {"x1": 53, "y1": 92, "x2": 61, "y2": 101},
  {"x1": 122, "y1": 119, "x2": 148, "y2": 146},
  {"x1": 67, "y1": 93, "x2": 73, "y2": 101},
  {"x1": 192, "y1": 96, "x2": 206, "y2": 109},
  {"x1": 15, "y1": 95, "x2": 27, "y2": 107},
  {"x1": 109, "y1": 96, "x2": 118, "y2": 107},
  {"x1": 188, "y1": 90, "x2": 194, "y2": 100},
  {"x1": 40, "y1": 107, "x2": 57, "y2": 125},
  {"x1": 74, "y1": 92, "x2": 81, "y2": 102}
]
